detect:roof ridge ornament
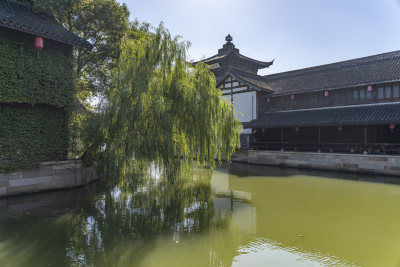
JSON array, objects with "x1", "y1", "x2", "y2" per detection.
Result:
[
  {"x1": 225, "y1": 34, "x2": 233, "y2": 43},
  {"x1": 219, "y1": 34, "x2": 238, "y2": 54}
]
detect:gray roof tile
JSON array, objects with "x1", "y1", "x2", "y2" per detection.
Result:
[
  {"x1": 0, "y1": 0, "x2": 91, "y2": 49},
  {"x1": 245, "y1": 102, "x2": 400, "y2": 128},
  {"x1": 263, "y1": 51, "x2": 400, "y2": 95}
]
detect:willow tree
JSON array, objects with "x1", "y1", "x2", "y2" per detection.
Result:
[{"x1": 85, "y1": 24, "x2": 241, "y2": 180}]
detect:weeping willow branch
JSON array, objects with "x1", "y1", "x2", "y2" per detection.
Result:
[{"x1": 84, "y1": 24, "x2": 242, "y2": 180}]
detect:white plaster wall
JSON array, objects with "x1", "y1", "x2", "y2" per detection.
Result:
[{"x1": 222, "y1": 91, "x2": 257, "y2": 123}]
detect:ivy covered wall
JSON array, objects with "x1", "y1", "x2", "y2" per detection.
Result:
[
  {"x1": 0, "y1": 39, "x2": 74, "y2": 107},
  {"x1": 0, "y1": 36, "x2": 74, "y2": 172}
]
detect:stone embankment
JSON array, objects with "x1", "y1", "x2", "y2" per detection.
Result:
[
  {"x1": 0, "y1": 160, "x2": 98, "y2": 197},
  {"x1": 231, "y1": 150, "x2": 400, "y2": 176}
]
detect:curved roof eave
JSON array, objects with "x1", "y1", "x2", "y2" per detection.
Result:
[
  {"x1": 216, "y1": 69, "x2": 274, "y2": 93},
  {"x1": 0, "y1": 0, "x2": 92, "y2": 50},
  {"x1": 195, "y1": 50, "x2": 274, "y2": 69}
]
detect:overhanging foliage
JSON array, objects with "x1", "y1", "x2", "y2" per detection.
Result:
[{"x1": 84, "y1": 25, "x2": 242, "y2": 180}]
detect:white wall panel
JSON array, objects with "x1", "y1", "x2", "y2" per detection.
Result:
[{"x1": 232, "y1": 91, "x2": 257, "y2": 123}]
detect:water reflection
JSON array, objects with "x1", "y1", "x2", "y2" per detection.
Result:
[
  {"x1": 1, "y1": 163, "x2": 400, "y2": 266},
  {"x1": 0, "y1": 168, "x2": 237, "y2": 267}
]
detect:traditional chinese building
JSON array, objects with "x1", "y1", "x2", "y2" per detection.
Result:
[
  {"x1": 198, "y1": 35, "x2": 400, "y2": 154},
  {"x1": 0, "y1": 0, "x2": 91, "y2": 172}
]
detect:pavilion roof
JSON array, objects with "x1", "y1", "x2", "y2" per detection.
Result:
[
  {"x1": 195, "y1": 34, "x2": 274, "y2": 70},
  {"x1": 201, "y1": 50, "x2": 274, "y2": 69},
  {"x1": 245, "y1": 102, "x2": 400, "y2": 128},
  {"x1": 0, "y1": 0, "x2": 91, "y2": 49}
]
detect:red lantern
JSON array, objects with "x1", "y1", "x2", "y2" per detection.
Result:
[
  {"x1": 291, "y1": 95, "x2": 295, "y2": 101},
  {"x1": 325, "y1": 90, "x2": 329, "y2": 97},
  {"x1": 34, "y1": 36, "x2": 44, "y2": 49},
  {"x1": 262, "y1": 128, "x2": 266, "y2": 133},
  {"x1": 295, "y1": 127, "x2": 299, "y2": 133},
  {"x1": 266, "y1": 98, "x2": 270, "y2": 103},
  {"x1": 338, "y1": 125, "x2": 343, "y2": 132},
  {"x1": 389, "y1": 123, "x2": 395, "y2": 132},
  {"x1": 367, "y1": 85, "x2": 373, "y2": 92}
]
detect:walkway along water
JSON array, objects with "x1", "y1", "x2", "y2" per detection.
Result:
[{"x1": 231, "y1": 150, "x2": 400, "y2": 176}]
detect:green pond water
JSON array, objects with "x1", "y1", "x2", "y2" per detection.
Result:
[{"x1": 1, "y1": 163, "x2": 400, "y2": 266}]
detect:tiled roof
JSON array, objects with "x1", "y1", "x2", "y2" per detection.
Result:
[
  {"x1": 263, "y1": 50, "x2": 400, "y2": 95},
  {"x1": 0, "y1": 0, "x2": 91, "y2": 49},
  {"x1": 201, "y1": 50, "x2": 273, "y2": 69},
  {"x1": 217, "y1": 68, "x2": 273, "y2": 92},
  {"x1": 195, "y1": 37, "x2": 274, "y2": 70},
  {"x1": 245, "y1": 102, "x2": 400, "y2": 128}
]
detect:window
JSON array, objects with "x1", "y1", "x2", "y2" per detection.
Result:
[
  {"x1": 298, "y1": 95, "x2": 305, "y2": 107},
  {"x1": 334, "y1": 92, "x2": 340, "y2": 104},
  {"x1": 232, "y1": 81, "x2": 239, "y2": 87},
  {"x1": 367, "y1": 90, "x2": 372, "y2": 99},
  {"x1": 318, "y1": 93, "x2": 325, "y2": 106},
  {"x1": 353, "y1": 90, "x2": 359, "y2": 101},
  {"x1": 394, "y1": 85, "x2": 399, "y2": 98},
  {"x1": 277, "y1": 97, "x2": 283, "y2": 109},
  {"x1": 386, "y1": 86, "x2": 392, "y2": 98},
  {"x1": 305, "y1": 94, "x2": 312, "y2": 106},
  {"x1": 359, "y1": 89, "x2": 365, "y2": 100},
  {"x1": 346, "y1": 90, "x2": 353, "y2": 104},
  {"x1": 313, "y1": 94, "x2": 319, "y2": 106},
  {"x1": 340, "y1": 91, "x2": 346, "y2": 103},
  {"x1": 378, "y1": 87, "x2": 384, "y2": 99}
]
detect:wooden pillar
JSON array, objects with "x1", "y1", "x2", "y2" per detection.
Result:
[
  {"x1": 318, "y1": 127, "x2": 321, "y2": 144},
  {"x1": 230, "y1": 79, "x2": 233, "y2": 103},
  {"x1": 364, "y1": 126, "x2": 367, "y2": 144}
]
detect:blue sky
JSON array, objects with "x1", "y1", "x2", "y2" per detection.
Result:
[{"x1": 118, "y1": 0, "x2": 400, "y2": 75}]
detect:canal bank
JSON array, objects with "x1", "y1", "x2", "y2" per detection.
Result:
[
  {"x1": 0, "y1": 160, "x2": 98, "y2": 197},
  {"x1": 231, "y1": 150, "x2": 400, "y2": 176}
]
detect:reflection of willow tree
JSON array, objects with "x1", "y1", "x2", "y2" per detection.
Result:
[{"x1": 65, "y1": 169, "x2": 240, "y2": 266}]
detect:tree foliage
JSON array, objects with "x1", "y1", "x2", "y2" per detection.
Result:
[
  {"x1": 84, "y1": 25, "x2": 242, "y2": 180},
  {"x1": 32, "y1": 0, "x2": 130, "y2": 104}
]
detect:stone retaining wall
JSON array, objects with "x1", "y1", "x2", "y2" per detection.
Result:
[
  {"x1": 0, "y1": 160, "x2": 98, "y2": 197},
  {"x1": 245, "y1": 151, "x2": 400, "y2": 176},
  {"x1": 230, "y1": 150, "x2": 249, "y2": 163}
]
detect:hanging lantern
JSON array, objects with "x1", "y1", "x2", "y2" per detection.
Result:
[
  {"x1": 367, "y1": 85, "x2": 373, "y2": 92},
  {"x1": 338, "y1": 125, "x2": 343, "y2": 132},
  {"x1": 295, "y1": 127, "x2": 299, "y2": 133},
  {"x1": 262, "y1": 128, "x2": 266, "y2": 133},
  {"x1": 34, "y1": 36, "x2": 44, "y2": 50},
  {"x1": 389, "y1": 123, "x2": 395, "y2": 132},
  {"x1": 266, "y1": 97, "x2": 270, "y2": 103},
  {"x1": 291, "y1": 95, "x2": 295, "y2": 101},
  {"x1": 324, "y1": 90, "x2": 329, "y2": 97}
]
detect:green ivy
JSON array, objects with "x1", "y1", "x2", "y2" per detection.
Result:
[
  {"x1": 0, "y1": 105, "x2": 69, "y2": 172},
  {"x1": 0, "y1": 39, "x2": 74, "y2": 172},
  {"x1": 0, "y1": 39, "x2": 74, "y2": 107}
]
